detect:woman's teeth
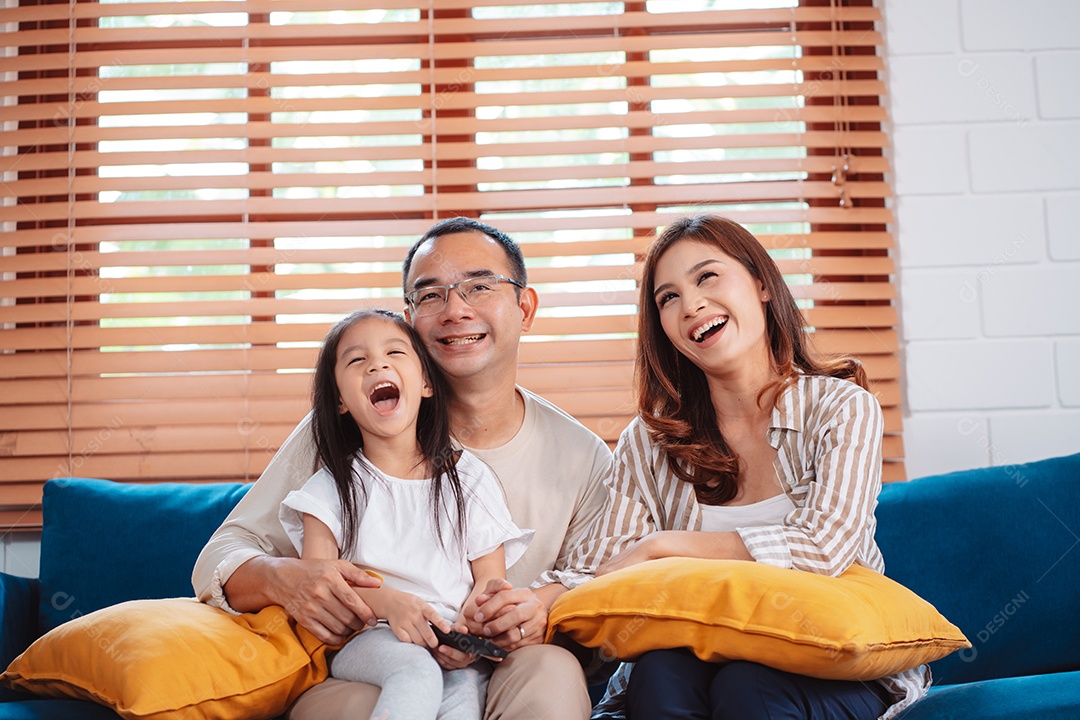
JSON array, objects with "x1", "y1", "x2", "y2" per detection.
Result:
[{"x1": 692, "y1": 317, "x2": 728, "y2": 343}]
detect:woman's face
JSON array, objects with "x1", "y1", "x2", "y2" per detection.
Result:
[{"x1": 652, "y1": 238, "x2": 771, "y2": 379}]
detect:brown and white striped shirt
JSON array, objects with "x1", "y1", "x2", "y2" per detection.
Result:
[{"x1": 574, "y1": 374, "x2": 930, "y2": 720}]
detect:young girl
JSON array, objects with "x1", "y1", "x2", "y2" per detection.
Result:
[{"x1": 279, "y1": 309, "x2": 531, "y2": 720}]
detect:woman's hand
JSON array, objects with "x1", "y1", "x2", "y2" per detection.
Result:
[
  {"x1": 596, "y1": 531, "x2": 753, "y2": 576},
  {"x1": 596, "y1": 533, "x2": 667, "y2": 576}
]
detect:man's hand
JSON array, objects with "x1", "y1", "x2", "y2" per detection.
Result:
[
  {"x1": 468, "y1": 579, "x2": 548, "y2": 651},
  {"x1": 228, "y1": 556, "x2": 381, "y2": 645}
]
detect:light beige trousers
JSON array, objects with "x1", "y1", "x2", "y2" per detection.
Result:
[{"x1": 288, "y1": 643, "x2": 591, "y2": 720}]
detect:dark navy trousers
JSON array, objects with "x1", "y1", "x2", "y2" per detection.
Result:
[{"x1": 626, "y1": 649, "x2": 892, "y2": 720}]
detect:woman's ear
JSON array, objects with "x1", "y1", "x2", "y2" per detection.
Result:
[{"x1": 760, "y1": 281, "x2": 770, "y2": 302}]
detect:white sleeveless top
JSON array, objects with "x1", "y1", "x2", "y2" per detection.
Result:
[{"x1": 698, "y1": 492, "x2": 797, "y2": 533}]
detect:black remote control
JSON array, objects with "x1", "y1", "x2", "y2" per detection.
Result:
[{"x1": 430, "y1": 623, "x2": 508, "y2": 659}]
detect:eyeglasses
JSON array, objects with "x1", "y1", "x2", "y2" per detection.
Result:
[{"x1": 404, "y1": 275, "x2": 525, "y2": 317}]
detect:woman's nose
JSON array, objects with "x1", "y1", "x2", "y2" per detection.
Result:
[{"x1": 682, "y1": 292, "x2": 706, "y2": 317}]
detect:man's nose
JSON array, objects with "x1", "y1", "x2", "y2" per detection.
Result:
[{"x1": 440, "y1": 286, "x2": 472, "y2": 318}]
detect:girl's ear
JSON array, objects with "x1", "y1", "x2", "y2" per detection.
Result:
[
  {"x1": 338, "y1": 397, "x2": 349, "y2": 415},
  {"x1": 421, "y1": 376, "x2": 434, "y2": 398}
]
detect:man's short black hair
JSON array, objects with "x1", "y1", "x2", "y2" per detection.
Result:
[{"x1": 401, "y1": 217, "x2": 528, "y2": 291}]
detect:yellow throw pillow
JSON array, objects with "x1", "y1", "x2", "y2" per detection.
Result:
[
  {"x1": 547, "y1": 558, "x2": 969, "y2": 680},
  {"x1": 1, "y1": 598, "x2": 331, "y2": 720}
]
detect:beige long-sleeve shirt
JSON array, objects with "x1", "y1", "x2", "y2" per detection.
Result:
[
  {"x1": 192, "y1": 387, "x2": 613, "y2": 608},
  {"x1": 577, "y1": 374, "x2": 930, "y2": 720}
]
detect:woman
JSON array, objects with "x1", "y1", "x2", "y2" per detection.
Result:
[{"x1": 581, "y1": 216, "x2": 929, "y2": 719}]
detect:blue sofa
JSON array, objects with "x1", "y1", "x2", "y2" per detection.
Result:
[{"x1": 2, "y1": 454, "x2": 1079, "y2": 719}]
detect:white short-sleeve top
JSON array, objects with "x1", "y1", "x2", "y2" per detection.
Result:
[{"x1": 279, "y1": 449, "x2": 533, "y2": 622}]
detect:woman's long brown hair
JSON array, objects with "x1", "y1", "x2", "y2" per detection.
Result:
[{"x1": 636, "y1": 215, "x2": 868, "y2": 505}]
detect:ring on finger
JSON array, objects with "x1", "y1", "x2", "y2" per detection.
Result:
[{"x1": 518, "y1": 625, "x2": 526, "y2": 641}]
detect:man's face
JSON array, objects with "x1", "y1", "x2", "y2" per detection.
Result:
[{"x1": 404, "y1": 232, "x2": 537, "y2": 384}]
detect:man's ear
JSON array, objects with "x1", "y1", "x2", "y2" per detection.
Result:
[{"x1": 519, "y1": 286, "x2": 539, "y2": 333}]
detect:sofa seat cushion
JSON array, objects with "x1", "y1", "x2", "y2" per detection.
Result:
[
  {"x1": 897, "y1": 670, "x2": 1080, "y2": 719},
  {"x1": 0, "y1": 698, "x2": 120, "y2": 720},
  {"x1": 37, "y1": 479, "x2": 249, "y2": 633},
  {"x1": 876, "y1": 453, "x2": 1080, "y2": 686}
]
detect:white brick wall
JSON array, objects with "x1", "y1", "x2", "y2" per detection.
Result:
[
  {"x1": 886, "y1": 0, "x2": 1080, "y2": 480},
  {"x1": 2, "y1": 535, "x2": 41, "y2": 578}
]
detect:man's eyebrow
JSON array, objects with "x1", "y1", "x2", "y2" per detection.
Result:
[{"x1": 409, "y1": 268, "x2": 496, "y2": 291}]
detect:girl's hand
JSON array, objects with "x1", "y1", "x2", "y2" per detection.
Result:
[
  {"x1": 432, "y1": 622, "x2": 479, "y2": 670},
  {"x1": 366, "y1": 588, "x2": 447, "y2": 648}
]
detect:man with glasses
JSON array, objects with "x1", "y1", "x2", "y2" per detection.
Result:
[{"x1": 193, "y1": 217, "x2": 611, "y2": 719}]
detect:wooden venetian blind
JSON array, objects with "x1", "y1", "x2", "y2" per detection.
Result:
[{"x1": 0, "y1": 0, "x2": 901, "y2": 531}]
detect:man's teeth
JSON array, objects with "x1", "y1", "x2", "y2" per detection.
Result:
[
  {"x1": 442, "y1": 334, "x2": 483, "y2": 345},
  {"x1": 692, "y1": 317, "x2": 728, "y2": 342}
]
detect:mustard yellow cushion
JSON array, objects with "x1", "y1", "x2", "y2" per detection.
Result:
[
  {"x1": 1, "y1": 598, "x2": 330, "y2": 720},
  {"x1": 547, "y1": 558, "x2": 970, "y2": 680}
]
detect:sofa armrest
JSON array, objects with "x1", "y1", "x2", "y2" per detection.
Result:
[{"x1": 0, "y1": 572, "x2": 40, "y2": 699}]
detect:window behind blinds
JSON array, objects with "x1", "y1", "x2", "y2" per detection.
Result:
[{"x1": 0, "y1": 0, "x2": 900, "y2": 531}]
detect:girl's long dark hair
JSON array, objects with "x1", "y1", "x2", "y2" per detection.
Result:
[
  {"x1": 311, "y1": 309, "x2": 466, "y2": 557},
  {"x1": 637, "y1": 215, "x2": 868, "y2": 505}
]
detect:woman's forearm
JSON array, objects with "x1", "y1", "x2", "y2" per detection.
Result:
[
  {"x1": 652, "y1": 530, "x2": 754, "y2": 562},
  {"x1": 598, "y1": 530, "x2": 754, "y2": 576}
]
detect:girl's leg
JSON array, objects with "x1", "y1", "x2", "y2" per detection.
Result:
[
  {"x1": 438, "y1": 662, "x2": 492, "y2": 720},
  {"x1": 331, "y1": 625, "x2": 443, "y2": 720},
  {"x1": 625, "y1": 648, "x2": 717, "y2": 720},
  {"x1": 709, "y1": 661, "x2": 892, "y2": 720}
]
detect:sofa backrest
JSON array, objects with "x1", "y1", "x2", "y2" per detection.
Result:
[
  {"x1": 875, "y1": 453, "x2": 1080, "y2": 686},
  {"x1": 38, "y1": 478, "x2": 250, "y2": 634}
]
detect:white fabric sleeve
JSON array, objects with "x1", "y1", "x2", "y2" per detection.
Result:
[
  {"x1": 460, "y1": 455, "x2": 534, "y2": 567},
  {"x1": 279, "y1": 468, "x2": 346, "y2": 556}
]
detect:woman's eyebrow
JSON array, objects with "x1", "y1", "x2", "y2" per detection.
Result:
[{"x1": 653, "y1": 259, "x2": 722, "y2": 297}]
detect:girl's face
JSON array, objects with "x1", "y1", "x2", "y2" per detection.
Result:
[
  {"x1": 652, "y1": 238, "x2": 771, "y2": 379},
  {"x1": 334, "y1": 317, "x2": 433, "y2": 444}
]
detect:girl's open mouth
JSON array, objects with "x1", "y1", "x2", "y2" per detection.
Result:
[{"x1": 369, "y1": 382, "x2": 400, "y2": 412}]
